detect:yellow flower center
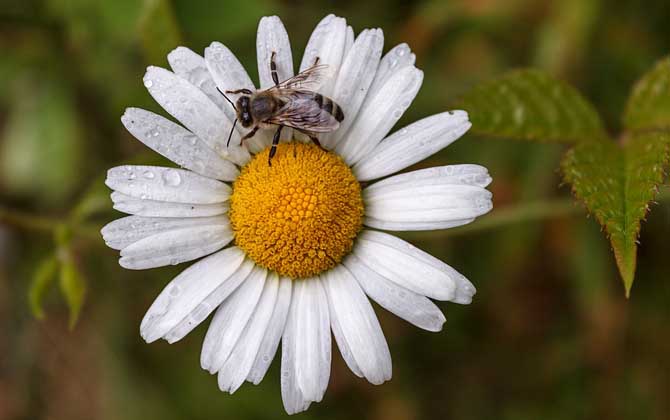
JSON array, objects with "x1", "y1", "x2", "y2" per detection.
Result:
[{"x1": 229, "y1": 142, "x2": 364, "y2": 278}]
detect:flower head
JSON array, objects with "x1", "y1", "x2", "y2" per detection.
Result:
[{"x1": 102, "y1": 14, "x2": 492, "y2": 414}]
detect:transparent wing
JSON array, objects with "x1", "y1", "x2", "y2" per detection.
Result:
[
  {"x1": 269, "y1": 64, "x2": 330, "y2": 91},
  {"x1": 266, "y1": 90, "x2": 340, "y2": 133}
]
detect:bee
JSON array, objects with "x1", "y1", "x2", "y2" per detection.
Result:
[{"x1": 219, "y1": 52, "x2": 344, "y2": 165}]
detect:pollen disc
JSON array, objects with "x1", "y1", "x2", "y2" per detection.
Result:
[{"x1": 229, "y1": 142, "x2": 364, "y2": 278}]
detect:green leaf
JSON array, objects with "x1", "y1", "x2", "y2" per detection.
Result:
[
  {"x1": 139, "y1": 0, "x2": 183, "y2": 64},
  {"x1": 623, "y1": 56, "x2": 670, "y2": 131},
  {"x1": 459, "y1": 69, "x2": 607, "y2": 143},
  {"x1": 561, "y1": 131, "x2": 670, "y2": 295},
  {"x1": 29, "y1": 255, "x2": 59, "y2": 319},
  {"x1": 59, "y1": 251, "x2": 87, "y2": 329}
]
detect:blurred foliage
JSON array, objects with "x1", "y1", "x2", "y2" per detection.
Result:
[
  {"x1": 458, "y1": 69, "x2": 607, "y2": 143},
  {"x1": 1, "y1": 0, "x2": 669, "y2": 419}
]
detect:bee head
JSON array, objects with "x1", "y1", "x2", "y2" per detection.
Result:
[{"x1": 236, "y1": 96, "x2": 253, "y2": 128}]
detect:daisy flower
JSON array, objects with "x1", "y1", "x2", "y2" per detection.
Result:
[{"x1": 101, "y1": 14, "x2": 492, "y2": 414}]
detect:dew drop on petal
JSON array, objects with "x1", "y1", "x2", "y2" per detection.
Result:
[
  {"x1": 169, "y1": 285, "x2": 181, "y2": 297},
  {"x1": 162, "y1": 169, "x2": 182, "y2": 186},
  {"x1": 144, "y1": 79, "x2": 153, "y2": 88},
  {"x1": 143, "y1": 170, "x2": 155, "y2": 179}
]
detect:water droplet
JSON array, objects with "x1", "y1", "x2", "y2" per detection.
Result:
[
  {"x1": 170, "y1": 258, "x2": 179, "y2": 265},
  {"x1": 388, "y1": 59, "x2": 398, "y2": 69},
  {"x1": 128, "y1": 171, "x2": 136, "y2": 180},
  {"x1": 169, "y1": 285, "x2": 181, "y2": 297},
  {"x1": 143, "y1": 170, "x2": 155, "y2": 179},
  {"x1": 193, "y1": 161, "x2": 206, "y2": 174},
  {"x1": 396, "y1": 47, "x2": 407, "y2": 57},
  {"x1": 144, "y1": 79, "x2": 154, "y2": 88},
  {"x1": 152, "y1": 130, "x2": 160, "y2": 137},
  {"x1": 392, "y1": 109, "x2": 403, "y2": 119},
  {"x1": 163, "y1": 169, "x2": 182, "y2": 186},
  {"x1": 140, "y1": 193, "x2": 148, "y2": 200}
]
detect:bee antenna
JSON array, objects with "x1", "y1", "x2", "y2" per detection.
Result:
[
  {"x1": 226, "y1": 118, "x2": 238, "y2": 147},
  {"x1": 217, "y1": 87, "x2": 236, "y2": 108}
]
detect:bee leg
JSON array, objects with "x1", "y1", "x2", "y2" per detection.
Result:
[
  {"x1": 225, "y1": 88, "x2": 253, "y2": 95},
  {"x1": 297, "y1": 128, "x2": 327, "y2": 152},
  {"x1": 314, "y1": 56, "x2": 321, "y2": 66},
  {"x1": 240, "y1": 126, "x2": 259, "y2": 146},
  {"x1": 270, "y1": 51, "x2": 279, "y2": 86},
  {"x1": 268, "y1": 125, "x2": 284, "y2": 166},
  {"x1": 308, "y1": 135, "x2": 327, "y2": 152}
]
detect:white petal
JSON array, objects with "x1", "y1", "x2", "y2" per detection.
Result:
[
  {"x1": 354, "y1": 230, "x2": 475, "y2": 302},
  {"x1": 140, "y1": 247, "x2": 248, "y2": 343},
  {"x1": 256, "y1": 16, "x2": 294, "y2": 143},
  {"x1": 299, "y1": 14, "x2": 348, "y2": 96},
  {"x1": 336, "y1": 66, "x2": 423, "y2": 165},
  {"x1": 101, "y1": 215, "x2": 229, "y2": 250},
  {"x1": 320, "y1": 28, "x2": 384, "y2": 150},
  {"x1": 363, "y1": 167, "x2": 493, "y2": 227},
  {"x1": 203, "y1": 42, "x2": 270, "y2": 153},
  {"x1": 118, "y1": 224, "x2": 233, "y2": 270},
  {"x1": 366, "y1": 164, "x2": 493, "y2": 190},
  {"x1": 111, "y1": 192, "x2": 228, "y2": 218},
  {"x1": 204, "y1": 42, "x2": 255, "y2": 92},
  {"x1": 248, "y1": 276, "x2": 292, "y2": 384},
  {"x1": 162, "y1": 259, "x2": 255, "y2": 343},
  {"x1": 344, "y1": 254, "x2": 446, "y2": 331},
  {"x1": 201, "y1": 266, "x2": 267, "y2": 373},
  {"x1": 322, "y1": 265, "x2": 392, "y2": 384},
  {"x1": 167, "y1": 46, "x2": 230, "y2": 113},
  {"x1": 363, "y1": 217, "x2": 476, "y2": 231},
  {"x1": 106, "y1": 165, "x2": 230, "y2": 204},
  {"x1": 368, "y1": 43, "x2": 416, "y2": 99},
  {"x1": 281, "y1": 287, "x2": 311, "y2": 415},
  {"x1": 121, "y1": 108, "x2": 239, "y2": 181},
  {"x1": 343, "y1": 25, "x2": 354, "y2": 56},
  {"x1": 326, "y1": 296, "x2": 363, "y2": 378},
  {"x1": 218, "y1": 273, "x2": 280, "y2": 394},
  {"x1": 354, "y1": 111, "x2": 473, "y2": 181},
  {"x1": 143, "y1": 66, "x2": 250, "y2": 165},
  {"x1": 292, "y1": 278, "x2": 331, "y2": 402},
  {"x1": 257, "y1": 16, "x2": 293, "y2": 89}
]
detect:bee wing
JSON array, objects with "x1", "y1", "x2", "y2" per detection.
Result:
[
  {"x1": 266, "y1": 90, "x2": 340, "y2": 133},
  {"x1": 270, "y1": 64, "x2": 330, "y2": 91}
]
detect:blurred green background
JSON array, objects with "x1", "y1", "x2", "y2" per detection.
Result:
[{"x1": 1, "y1": 0, "x2": 669, "y2": 419}]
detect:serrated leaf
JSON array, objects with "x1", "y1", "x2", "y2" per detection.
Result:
[
  {"x1": 59, "y1": 252, "x2": 87, "y2": 329},
  {"x1": 459, "y1": 69, "x2": 607, "y2": 143},
  {"x1": 139, "y1": 0, "x2": 182, "y2": 64},
  {"x1": 29, "y1": 255, "x2": 59, "y2": 319},
  {"x1": 624, "y1": 57, "x2": 670, "y2": 131},
  {"x1": 561, "y1": 131, "x2": 670, "y2": 295}
]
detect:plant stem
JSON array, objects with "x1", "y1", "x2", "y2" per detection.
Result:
[{"x1": 0, "y1": 206, "x2": 102, "y2": 243}]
